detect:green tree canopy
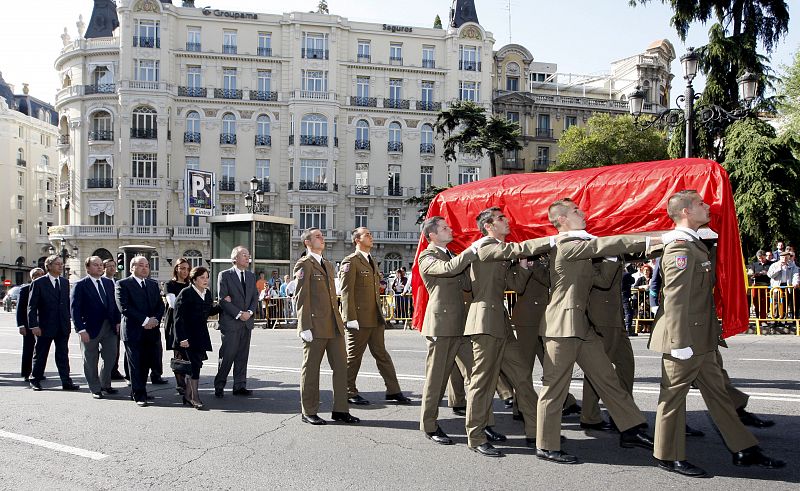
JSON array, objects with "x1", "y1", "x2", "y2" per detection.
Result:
[
  {"x1": 778, "y1": 47, "x2": 800, "y2": 136},
  {"x1": 550, "y1": 113, "x2": 668, "y2": 170},
  {"x1": 433, "y1": 15, "x2": 443, "y2": 29},
  {"x1": 405, "y1": 185, "x2": 451, "y2": 224}
]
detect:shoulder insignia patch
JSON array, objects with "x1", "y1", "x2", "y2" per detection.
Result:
[
  {"x1": 296, "y1": 269, "x2": 304, "y2": 280},
  {"x1": 341, "y1": 263, "x2": 350, "y2": 273},
  {"x1": 675, "y1": 256, "x2": 688, "y2": 270},
  {"x1": 425, "y1": 255, "x2": 438, "y2": 264}
]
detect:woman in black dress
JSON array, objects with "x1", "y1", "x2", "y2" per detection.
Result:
[
  {"x1": 174, "y1": 266, "x2": 221, "y2": 410},
  {"x1": 164, "y1": 258, "x2": 191, "y2": 394}
]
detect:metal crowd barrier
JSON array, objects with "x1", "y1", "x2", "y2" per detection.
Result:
[
  {"x1": 251, "y1": 293, "x2": 416, "y2": 328},
  {"x1": 747, "y1": 285, "x2": 800, "y2": 335}
]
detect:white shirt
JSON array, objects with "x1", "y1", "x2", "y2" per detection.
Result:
[
  {"x1": 47, "y1": 273, "x2": 60, "y2": 289},
  {"x1": 132, "y1": 274, "x2": 152, "y2": 327},
  {"x1": 306, "y1": 249, "x2": 323, "y2": 265},
  {"x1": 673, "y1": 226, "x2": 700, "y2": 241},
  {"x1": 191, "y1": 284, "x2": 206, "y2": 300},
  {"x1": 89, "y1": 274, "x2": 106, "y2": 299},
  {"x1": 357, "y1": 249, "x2": 372, "y2": 262}
]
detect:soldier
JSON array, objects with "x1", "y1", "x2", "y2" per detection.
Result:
[
  {"x1": 339, "y1": 227, "x2": 411, "y2": 406},
  {"x1": 295, "y1": 228, "x2": 359, "y2": 425},
  {"x1": 650, "y1": 190, "x2": 784, "y2": 476},
  {"x1": 536, "y1": 198, "x2": 655, "y2": 465}
]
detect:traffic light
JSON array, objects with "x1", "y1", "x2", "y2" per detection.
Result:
[{"x1": 117, "y1": 253, "x2": 125, "y2": 272}]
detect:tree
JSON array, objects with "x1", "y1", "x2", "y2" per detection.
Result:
[
  {"x1": 316, "y1": 0, "x2": 329, "y2": 14},
  {"x1": 550, "y1": 113, "x2": 668, "y2": 170},
  {"x1": 433, "y1": 15, "x2": 443, "y2": 29},
  {"x1": 434, "y1": 100, "x2": 521, "y2": 177},
  {"x1": 778, "y1": 47, "x2": 800, "y2": 136},
  {"x1": 405, "y1": 185, "x2": 451, "y2": 224},
  {"x1": 722, "y1": 117, "x2": 800, "y2": 255}
]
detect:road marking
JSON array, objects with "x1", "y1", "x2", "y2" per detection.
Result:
[
  {"x1": 249, "y1": 364, "x2": 427, "y2": 381},
  {"x1": 391, "y1": 349, "x2": 427, "y2": 353},
  {"x1": 0, "y1": 430, "x2": 108, "y2": 460},
  {"x1": 741, "y1": 358, "x2": 800, "y2": 363}
]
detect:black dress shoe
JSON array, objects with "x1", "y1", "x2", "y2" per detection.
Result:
[
  {"x1": 385, "y1": 392, "x2": 411, "y2": 404},
  {"x1": 150, "y1": 377, "x2": 169, "y2": 385},
  {"x1": 620, "y1": 429, "x2": 654, "y2": 450},
  {"x1": 331, "y1": 412, "x2": 360, "y2": 424},
  {"x1": 562, "y1": 403, "x2": 581, "y2": 416},
  {"x1": 536, "y1": 448, "x2": 578, "y2": 464},
  {"x1": 471, "y1": 443, "x2": 503, "y2": 457},
  {"x1": 503, "y1": 397, "x2": 514, "y2": 409},
  {"x1": 62, "y1": 383, "x2": 80, "y2": 391},
  {"x1": 135, "y1": 400, "x2": 148, "y2": 407},
  {"x1": 656, "y1": 459, "x2": 708, "y2": 477},
  {"x1": 737, "y1": 408, "x2": 775, "y2": 428},
  {"x1": 452, "y1": 406, "x2": 466, "y2": 416},
  {"x1": 732, "y1": 446, "x2": 786, "y2": 469},
  {"x1": 232, "y1": 388, "x2": 253, "y2": 396},
  {"x1": 30, "y1": 380, "x2": 43, "y2": 391},
  {"x1": 101, "y1": 387, "x2": 119, "y2": 395},
  {"x1": 215, "y1": 388, "x2": 224, "y2": 398},
  {"x1": 348, "y1": 394, "x2": 370, "y2": 405},
  {"x1": 301, "y1": 414, "x2": 327, "y2": 425},
  {"x1": 580, "y1": 420, "x2": 614, "y2": 431},
  {"x1": 92, "y1": 392, "x2": 104, "y2": 399},
  {"x1": 685, "y1": 424, "x2": 704, "y2": 437},
  {"x1": 425, "y1": 427, "x2": 453, "y2": 445},
  {"x1": 484, "y1": 426, "x2": 506, "y2": 442},
  {"x1": 110, "y1": 371, "x2": 126, "y2": 381}
]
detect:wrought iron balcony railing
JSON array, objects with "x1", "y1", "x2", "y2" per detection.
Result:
[
  {"x1": 354, "y1": 139, "x2": 370, "y2": 150},
  {"x1": 299, "y1": 181, "x2": 328, "y2": 191},
  {"x1": 184, "y1": 132, "x2": 201, "y2": 143},
  {"x1": 178, "y1": 86, "x2": 207, "y2": 97},
  {"x1": 85, "y1": 84, "x2": 116, "y2": 95},
  {"x1": 214, "y1": 88, "x2": 243, "y2": 99},
  {"x1": 88, "y1": 130, "x2": 114, "y2": 141},
  {"x1": 459, "y1": 60, "x2": 481, "y2": 71},
  {"x1": 249, "y1": 90, "x2": 278, "y2": 101},
  {"x1": 416, "y1": 100, "x2": 441, "y2": 111},
  {"x1": 357, "y1": 54, "x2": 371, "y2": 63},
  {"x1": 385, "y1": 98, "x2": 410, "y2": 109},
  {"x1": 257, "y1": 47, "x2": 272, "y2": 56},
  {"x1": 186, "y1": 42, "x2": 201, "y2": 52},
  {"x1": 130, "y1": 128, "x2": 157, "y2": 139},
  {"x1": 300, "y1": 135, "x2": 328, "y2": 146},
  {"x1": 133, "y1": 36, "x2": 160, "y2": 48},
  {"x1": 87, "y1": 178, "x2": 114, "y2": 189},
  {"x1": 351, "y1": 96, "x2": 377, "y2": 107},
  {"x1": 219, "y1": 179, "x2": 237, "y2": 191},
  {"x1": 422, "y1": 59, "x2": 436, "y2": 68},
  {"x1": 255, "y1": 135, "x2": 272, "y2": 146},
  {"x1": 387, "y1": 141, "x2": 403, "y2": 152},
  {"x1": 222, "y1": 44, "x2": 237, "y2": 54},
  {"x1": 219, "y1": 133, "x2": 237, "y2": 145},
  {"x1": 420, "y1": 143, "x2": 435, "y2": 154},
  {"x1": 302, "y1": 48, "x2": 329, "y2": 59}
]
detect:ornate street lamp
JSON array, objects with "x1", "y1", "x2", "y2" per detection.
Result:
[
  {"x1": 48, "y1": 238, "x2": 78, "y2": 277},
  {"x1": 243, "y1": 176, "x2": 267, "y2": 214},
  {"x1": 629, "y1": 47, "x2": 759, "y2": 158}
]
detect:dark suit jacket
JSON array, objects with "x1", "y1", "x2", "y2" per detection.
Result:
[
  {"x1": 217, "y1": 267, "x2": 258, "y2": 330},
  {"x1": 174, "y1": 287, "x2": 220, "y2": 352},
  {"x1": 16, "y1": 284, "x2": 31, "y2": 328},
  {"x1": 71, "y1": 276, "x2": 121, "y2": 338},
  {"x1": 27, "y1": 275, "x2": 70, "y2": 337},
  {"x1": 115, "y1": 276, "x2": 165, "y2": 343}
]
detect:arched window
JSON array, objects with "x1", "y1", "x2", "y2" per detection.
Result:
[
  {"x1": 183, "y1": 249, "x2": 203, "y2": 269},
  {"x1": 222, "y1": 113, "x2": 236, "y2": 134},
  {"x1": 388, "y1": 121, "x2": 402, "y2": 143},
  {"x1": 420, "y1": 124, "x2": 433, "y2": 145},
  {"x1": 149, "y1": 251, "x2": 160, "y2": 275},
  {"x1": 132, "y1": 106, "x2": 157, "y2": 138},
  {"x1": 186, "y1": 111, "x2": 200, "y2": 134},
  {"x1": 257, "y1": 115, "x2": 270, "y2": 136},
  {"x1": 92, "y1": 248, "x2": 113, "y2": 261},
  {"x1": 91, "y1": 110, "x2": 113, "y2": 140},
  {"x1": 383, "y1": 253, "x2": 402, "y2": 275},
  {"x1": 301, "y1": 113, "x2": 327, "y2": 137},
  {"x1": 40, "y1": 155, "x2": 49, "y2": 168},
  {"x1": 356, "y1": 119, "x2": 369, "y2": 143}
]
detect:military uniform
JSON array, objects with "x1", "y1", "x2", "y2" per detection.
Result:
[
  {"x1": 465, "y1": 237, "x2": 552, "y2": 448},
  {"x1": 339, "y1": 251, "x2": 402, "y2": 397},
  {"x1": 418, "y1": 244, "x2": 477, "y2": 433},
  {"x1": 537, "y1": 235, "x2": 649, "y2": 452},
  {"x1": 294, "y1": 254, "x2": 348, "y2": 416},
  {"x1": 650, "y1": 231, "x2": 758, "y2": 461},
  {"x1": 581, "y1": 258, "x2": 636, "y2": 425}
]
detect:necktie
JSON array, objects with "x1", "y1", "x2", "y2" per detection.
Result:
[
  {"x1": 367, "y1": 254, "x2": 375, "y2": 272},
  {"x1": 96, "y1": 279, "x2": 106, "y2": 305},
  {"x1": 140, "y1": 280, "x2": 146, "y2": 290},
  {"x1": 54, "y1": 278, "x2": 60, "y2": 295},
  {"x1": 240, "y1": 271, "x2": 246, "y2": 294}
]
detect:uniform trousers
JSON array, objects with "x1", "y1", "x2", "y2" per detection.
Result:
[
  {"x1": 80, "y1": 320, "x2": 118, "y2": 392},
  {"x1": 718, "y1": 349, "x2": 749, "y2": 410},
  {"x1": 581, "y1": 326, "x2": 635, "y2": 424},
  {"x1": 214, "y1": 325, "x2": 252, "y2": 390},
  {"x1": 301, "y1": 334, "x2": 348, "y2": 416},
  {"x1": 31, "y1": 329, "x2": 73, "y2": 385},
  {"x1": 654, "y1": 350, "x2": 758, "y2": 461},
  {"x1": 513, "y1": 324, "x2": 578, "y2": 412},
  {"x1": 447, "y1": 338, "x2": 474, "y2": 407},
  {"x1": 422, "y1": 336, "x2": 473, "y2": 432},
  {"x1": 346, "y1": 325, "x2": 401, "y2": 396},
  {"x1": 537, "y1": 332, "x2": 646, "y2": 451}
]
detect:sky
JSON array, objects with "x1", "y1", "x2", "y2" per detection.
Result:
[{"x1": 0, "y1": 0, "x2": 797, "y2": 105}]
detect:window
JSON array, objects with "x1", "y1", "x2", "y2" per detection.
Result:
[
  {"x1": 18, "y1": 172, "x2": 23, "y2": 187},
  {"x1": 187, "y1": 27, "x2": 201, "y2": 51},
  {"x1": 40, "y1": 156, "x2": 49, "y2": 169},
  {"x1": 256, "y1": 115, "x2": 270, "y2": 145},
  {"x1": 300, "y1": 159, "x2": 327, "y2": 186},
  {"x1": 221, "y1": 203, "x2": 237, "y2": 215},
  {"x1": 390, "y1": 43, "x2": 403, "y2": 64},
  {"x1": 222, "y1": 112, "x2": 236, "y2": 137},
  {"x1": 422, "y1": 46, "x2": 435, "y2": 68},
  {"x1": 223, "y1": 68, "x2": 237, "y2": 90},
  {"x1": 92, "y1": 212, "x2": 113, "y2": 225},
  {"x1": 303, "y1": 32, "x2": 328, "y2": 59},
  {"x1": 506, "y1": 77, "x2": 519, "y2": 91},
  {"x1": 537, "y1": 146, "x2": 550, "y2": 164},
  {"x1": 301, "y1": 114, "x2": 327, "y2": 138},
  {"x1": 507, "y1": 112, "x2": 520, "y2": 125},
  {"x1": 131, "y1": 153, "x2": 157, "y2": 179},
  {"x1": 389, "y1": 79, "x2": 402, "y2": 101},
  {"x1": 131, "y1": 200, "x2": 157, "y2": 226},
  {"x1": 184, "y1": 250, "x2": 203, "y2": 268},
  {"x1": 387, "y1": 208, "x2": 400, "y2": 232},
  {"x1": 355, "y1": 120, "x2": 369, "y2": 146},
  {"x1": 223, "y1": 30, "x2": 237, "y2": 53},
  {"x1": 383, "y1": 253, "x2": 402, "y2": 275},
  {"x1": 88, "y1": 160, "x2": 113, "y2": 188},
  {"x1": 420, "y1": 124, "x2": 434, "y2": 154},
  {"x1": 357, "y1": 76, "x2": 370, "y2": 98},
  {"x1": 135, "y1": 59, "x2": 159, "y2": 81},
  {"x1": 134, "y1": 19, "x2": 160, "y2": 48},
  {"x1": 185, "y1": 214, "x2": 200, "y2": 227},
  {"x1": 355, "y1": 163, "x2": 369, "y2": 189},
  {"x1": 221, "y1": 158, "x2": 236, "y2": 183},
  {"x1": 47, "y1": 179, "x2": 53, "y2": 191},
  {"x1": 300, "y1": 204, "x2": 326, "y2": 229},
  {"x1": 185, "y1": 156, "x2": 199, "y2": 170},
  {"x1": 302, "y1": 70, "x2": 327, "y2": 92},
  {"x1": 420, "y1": 166, "x2": 433, "y2": 192},
  {"x1": 388, "y1": 122, "x2": 402, "y2": 143},
  {"x1": 256, "y1": 159, "x2": 270, "y2": 190},
  {"x1": 92, "y1": 66, "x2": 113, "y2": 88},
  {"x1": 187, "y1": 66, "x2": 201, "y2": 88},
  {"x1": 421, "y1": 81, "x2": 434, "y2": 103},
  {"x1": 357, "y1": 40, "x2": 371, "y2": 61},
  {"x1": 459, "y1": 81, "x2": 479, "y2": 102},
  {"x1": 565, "y1": 116, "x2": 577, "y2": 130},
  {"x1": 388, "y1": 164, "x2": 401, "y2": 196},
  {"x1": 257, "y1": 70, "x2": 271, "y2": 92},
  {"x1": 186, "y1": 111, "x2": 200, "y2": 139},
  {"x1": 459, "y1": 45, "x2": 480, "y2": 71},
  {"x1": 91, "y1": 111, "x2": 113, "y2": 140},
  {"x1": 132, "y1": 106, "x2": 157, "y2": 139},
  {"x1": 46, "y1": 200, "x2": 53, "y2": 214},
  {"x1": 17, "y1": 195, "x2": 23, "y2": 209},
  {"x1": 257, "y1": 32, "x2": 272, "y2": 56},
  {"x1": 355, "y1": 207, "x2": 368, "y2": 228},
  {"x1": 458, "y1": 166, "x2": 479, "y2": 185},
  {"x1": 538, "y1": 114, "x2": 550, "y2": 130},
  {"x1": 17, "y1": 220, "x2": 24, "y2": 234}
]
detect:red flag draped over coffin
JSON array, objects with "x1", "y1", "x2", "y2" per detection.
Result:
[{"x1": 410, "y1": 158, "x2": 747, "y2": 339}]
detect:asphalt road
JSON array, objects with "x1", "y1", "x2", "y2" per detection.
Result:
[{"x1": 0, "y1": 311, "x2": 797, "y2": 490}]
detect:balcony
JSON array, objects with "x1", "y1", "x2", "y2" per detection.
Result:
[
  {"x1": 133, "y1": 36, "x2": 160, "y2": 48},
  {"x1": 120, "y1": 225, "x2": 170, "y2": 238},
  {"x1": 58, "y1": 182, "x2": 70, "y2": 192},
  {"x1": 300, "y1": 135, "x2": 328, "y2": 146},
  {"x1": 532, "y1": 159, "x2": 553, "y2": 171},
  {"x1": 534, "y1": 128, "x2": 554, "y2": 139},
  {"x1": 354, "y1": 140, "x2": 370, "y2": 150},
  {"x1": 387, "y1": 141, "x2": 403, "y2": 153},
  {"x1": 420, "y1": 143, "x2": 435, "y2": 155},
  {"x1": 222, "y1": 44, "x2": 237, "y2": 54},
  {"x1": 386, "y1": 185, "x2": 405, "y2": 197},
  {"x1": 416, "y1": 101, "x2": 441, "y2": 111},
  {"x1": 249, "y1": 90, "x2": 278, "y2": 101},
  {"x1": 186, "y1": 42, "x2": 201, "y2": 52},
  {"x1": 385, "y1": 99, "x2": 410, "y2": 110},
  {"x1": 351, "y1": 96, "x2": 377, "y2": 107},
  {"x1": 84, "y1": 84, "x2": 116, "y2": 95},
  {"x1": 214, "y1": 88, "x2": 243, "y2": 99},
  {"x1": 502, "y1": 158, "x2": 525, "y2": 170},
  {"x1": 351, "y1": 184, "x2": 372, "y2": 196},
  {"x1": 422, "y1": 59, "x2": 436, "y2": 69},
  {"x1": 88, "y1": 130, "x2": 114, "y2": 141},
  {"x1": 299, "y1": 181, "x2": 328, "y2": 191},
  {"x1": 255, "y1": 135, "x2": 272, "y2": 146},
  {"x1": 289, "y1": 135, "x2": 294, "y2": 145},
  {"x1": 178, "y1": 86, "x2": 207, "y2": 97},
  {"x1": 219, "y1": 179, "x2": 237, "y2": 192},
  {"x1": 302, "y1": 48, "x2": 329, "y2": 60},
  {"x1": 459, "y1": 60, "x2": 481, "y2": 71},
  {"x1": 389, "y1": 56, "x2": 403, "y2": 66},
  {"x1": 49, "y1": 225, "x2": 117, "y2": 239},
  {"x1": 184, "y1": 132, "x2": 201, "y2": 143},
  {"x1": 57, "y1": 135, "x2": 70, "y2": 145},
  {"x1": 86, "y1": 178, "x2": 114, "y2": 189},
  {"x1": 172, "y1": 226, "x2": 210, "y2": 239},
  {"x1": 291, "y1": 228, "x2": 340, "y2": 241},
  {"x1": 219, "y1": 133, "x2": 237, "y2": 145},
  {"x1": 294, "y1": 90, "x2": 335, "y2": 101},
  {"x1": 357, "y1": 54, "x2": 371, "y2": 63},
  {"x1": 124, "y1": 177, "x2": 162, "y2": 188},
  {"x1": 130, "y1": 128, "x2": 157, "y2": 139},
  {"x1": 372, "y1": 230, "x2": 418, "y2": 242}
]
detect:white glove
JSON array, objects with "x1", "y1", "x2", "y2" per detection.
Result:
[
  {"x1": 549, "y1": 235, "x2": 559, "y2": 247},
  {"x1": 567, "y1": 230, "x2": 596, "y2": 240},
  {"x1": 650, "y1": 306, "x2": 659, "y2": 315},
  {"x1": 346, "y1": 320, "x2": 360, "y2": 330},
  {"x1": 470, "y1": 236, "x2": 490, "y2": 253},
  {"x1": 661, "y1": 230, "x2": 691, "y2": 245},
  {"x1": 430, "y1": 336, "x2": 437, "y2": 342},
  {"x1": 670, "y1": 346, "x2": 693, "y2": 360},
  {"x1": 166, "y1": 293, "x2": 176, "y2": 309},
  {"x1": 300, "y1": 330, "x2": 313, "y2": 343},
  {"x1": 604, "y1": 256, "x2": 618, "y2": 262}
]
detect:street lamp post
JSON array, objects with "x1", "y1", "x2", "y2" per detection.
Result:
[
  {"x1": 629, "y1": 47, "x2": 759, "y2": 158},
  {"x1": 243, "y1": 176, "x2": 267, "y2": 214},
  {"x1": 48, "y1": 238, "x2": 78, "y2": 278}
]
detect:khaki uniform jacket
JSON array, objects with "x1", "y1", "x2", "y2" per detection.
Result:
[
  {"x1": 294, "y1": 255, "x2": 344, "y2": 339},
  {"x1": 465, "y1": 237, "x2": 553, "y2": 339},
  {"x1": 587, "y1": 258, "x2": 625, "y2": 329},
  {"x1": 339, "y1": 251, "x2": 384, "y2": 328},
  {"x1": 418, "y1": 244, "x2": 477, "y2": 337},
  {"x1": 510, "y1": 260, "x2": 550, "y2": 328},
  {"x1": 543, "y1": 235, "x2": 647, "y2": 339},
  {"x1": 649, "y1": 238, "x2": 720, "y2": 354}
]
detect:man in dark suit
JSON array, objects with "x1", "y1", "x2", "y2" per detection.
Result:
[
  {"x1": 72, "y1": 256, "x2": 121, "y2": 399},
  {"x1": 115, "y1": 256, "x2": 165, "y2": 406},
  {"x1": 17, "y1": 267, "x2": 45, "y2": 381},
  {"x1": 103, "y1": 258, "x2": 126, "y2": 381},
  {"x1": 27, "y1": 255, "x2": 79, "y2": 391},
  {"x1": 214, "y1": 246, "x2": 258, "y2": 397}
]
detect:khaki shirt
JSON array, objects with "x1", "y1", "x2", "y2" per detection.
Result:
[
  {"x1": 587, "y1": 258, "x2": 625, "y2": 331},
  {"x1": 418, "y1": 244, "x2": 476, "y2": 337},
  {"x1": 339, "y1": 251, "x2": 384, "y2": 328},
  {"x1": 294, "y1": 254, "x2": 344, "y2": 338},
  {"x1": 510, "y1": 260, "x2": 550, "y2": 328}
]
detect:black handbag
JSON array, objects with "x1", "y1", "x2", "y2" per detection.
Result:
[{"x1": 170, "y1": 357, "x2": 192, "y2": 375}]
